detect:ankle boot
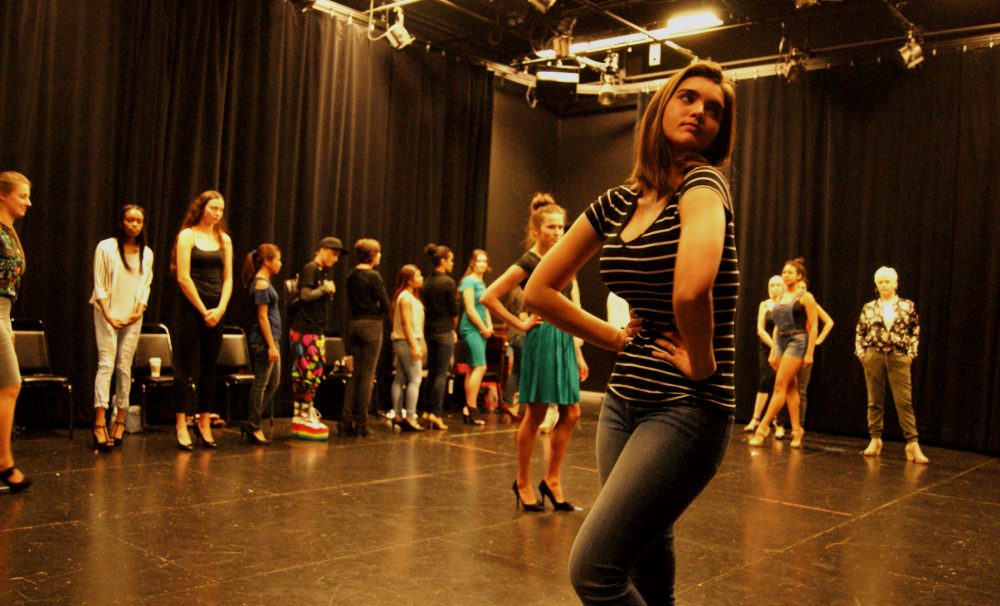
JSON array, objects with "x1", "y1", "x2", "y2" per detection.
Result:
[
  {"x1": 863, "y1": 437, "x2": 883, "y2": 457},
  {"x1": 905, "y1": 441, "x2": 929, "y2": 464}
]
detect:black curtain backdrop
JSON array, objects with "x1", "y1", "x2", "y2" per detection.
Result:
[
  {"x1": 0, "y1": 1, "x2": 492, "y2": 421},
  {"x1": 727, "y1": 50, "x2": 1000, "y2": 453}
]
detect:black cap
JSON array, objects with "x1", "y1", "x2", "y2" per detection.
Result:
[{"x1": 317, "y1": 236, "x2": 348, "y2": 253}]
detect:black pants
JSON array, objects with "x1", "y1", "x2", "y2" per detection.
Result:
[
  {"x1": 343, "y1": 319, "x2": 384, "y2": 422},
  {"x1": 423, "y1": 331, "x2": 454, "y2": 416},
  {"x1": 172, "y1": 293, "x2": 224, "y2": 415}
]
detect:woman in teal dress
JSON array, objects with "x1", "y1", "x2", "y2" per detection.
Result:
[
  {"x1": 457, "y1": 249, "x2": 492, "y2": 425},
  {"x1": 481, "y1": 193, "x2": 588, "y2": 512}
]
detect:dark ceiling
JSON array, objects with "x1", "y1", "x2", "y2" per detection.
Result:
[{"x1": 329, "y1": 0, "x2": 1000, "y2": 74}]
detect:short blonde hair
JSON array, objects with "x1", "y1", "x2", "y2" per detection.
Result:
[{"x1": 874, "y1": 266, "x2": 898, "y2": 283}]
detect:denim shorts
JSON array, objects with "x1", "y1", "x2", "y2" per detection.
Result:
[{"x1": 775, "y1": 332, "x2": 807, "y2": 359}]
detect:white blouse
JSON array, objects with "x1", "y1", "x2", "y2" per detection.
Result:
[{"x1": 89, "y1": 238, "x2": 154, "y2": 321}]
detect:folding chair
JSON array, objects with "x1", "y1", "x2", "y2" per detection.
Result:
[{"x1": 12, "y1": 319, "x2": 74, "y2": 438}]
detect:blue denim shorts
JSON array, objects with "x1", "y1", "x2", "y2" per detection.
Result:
[{"x1": 775, "y1": 332, "x2": 807, "y2": 359}]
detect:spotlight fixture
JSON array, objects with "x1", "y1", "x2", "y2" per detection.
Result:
[
  {"x1": 597, "y1": 72, "x2": 617, "y2": 107},
  {"x1": 782, "y1": 47, "x2": 806, "y2": 82},
  {"x1": 534, "y1": 64, "x2": 580, "y2": 105},
  {"x1": 527, "y1": 0, "x2": 557, "y2": 14},
  {"x1": 795, "y1": 0, "x2": 820, "y2": 8},
  {"x1": 385, "y1": 8, "x2": 415, "y2": 49},
  {"x1": 898, "y1": 32, "x2": 924, "y2": 69}
]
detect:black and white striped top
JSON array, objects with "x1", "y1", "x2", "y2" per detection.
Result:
[{"x1": 584, "y1": 166, "x2": 739, "y2": 409}]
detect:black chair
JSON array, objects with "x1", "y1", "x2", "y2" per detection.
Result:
[
  {"x1": 132, "y1": 323, "x2": 182, "y2": 429},
  {"x1": 315, "y1": 334, "x2": 352, "y2": 419},
  {"x1": 452, "y1": 335, "x2": 506, "y2": 409},
  {"x1": 12, "y1": 319, "x2": 74, "y2": 438},
  {"x1": 217, "y1": 326, "x2": 256, "y2": 423}
]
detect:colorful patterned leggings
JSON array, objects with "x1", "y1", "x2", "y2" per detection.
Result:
[{"x1": 290, "y1": 330, "x2": 326, "y2": 404}]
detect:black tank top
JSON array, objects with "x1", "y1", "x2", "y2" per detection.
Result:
[{"x1": 190, "y1": 246, "x2": 224, "y2": 299}]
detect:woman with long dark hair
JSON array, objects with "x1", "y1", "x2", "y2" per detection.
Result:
[
  {"x1": 481, "y1": 194, "x2": 588, "y2": 512},
  {"x1": 421, "y1": 243, "x2": 457, "y2": 430},
  {"x1": 90, "y1": 204, "x2": 154, "y2": 452},
  {"x1": 0, "y1": 171, "x2": 32, "y2": 492},
  {"x1": 390, "y1": 264, "x2": 425, "y2": 432},
  {"x1": 524, "y1": 61, "x2": 738, "y2": 602},
  {"x1": 170, "y1": 190, "x2": 232, "y2": 450},
  {"x1": 240, "y1": 244, "x2": 282, "y2": 445}
]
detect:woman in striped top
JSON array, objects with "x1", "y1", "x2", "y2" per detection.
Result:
[{"x1": 524, "y1": 61, "x2": 738, "y2": 603}]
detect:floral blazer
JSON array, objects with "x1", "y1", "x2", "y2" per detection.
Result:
[{"x1": 854, "y1": 297, "x2": 919, "y2": 359}]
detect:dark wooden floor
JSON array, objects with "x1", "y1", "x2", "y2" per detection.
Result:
[{"x1": 3, "y1": 396, "x2": 999, "y2": 605}]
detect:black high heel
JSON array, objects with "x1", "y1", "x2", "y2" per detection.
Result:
[
  {"x1": 337, "y1": 420, "x2": 357, "y2": 437},
  {"x1": 111, "y1": 420, "x2": 126, "y2": 447},
  {"x1": 0, "y1": 466, "x2": 33, "y2": 493},
  {"x1": 93, "y1": 424, "x2": 112, "y2": 453},
  {"x1": 463, "y1": 406, "x2": 485, "y2": 426},
  {"x1": 175, "y1": 427, "x2": 194, "y2": 451},
  {"x1": 539, "y1": 479, "x2": 576, "y2": 512},
  {"x1": 240, "y1": 423, "x2": 270, "y2": 445},
  {"x1": 512, "y1": 480, "x2": 544, "y2": 512},
  {"x1": 192, "y1": 423, "x2": 218, "y2": 449}
]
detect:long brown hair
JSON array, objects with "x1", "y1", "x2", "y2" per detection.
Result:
[
  {"x1": 241, "y1": 243, "x2": 281, "y2": 288},
  {"x1": 628, "y1": 61, "x2": 736, "y2": 199},
  {"x1": 390, "y1": 263, "x2": 422, "y2": 319},
  {"x1": 170, "y1": 190, "x2": 227, "y2": 275},
  {"x1": 462, "y1": 249, "x2": 490, "y2": 278},
  {"x1": 0, "y1": 171, "x2": 29, "y2": 268}
]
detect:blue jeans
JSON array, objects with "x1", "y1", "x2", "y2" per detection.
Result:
[
  {"x1": 248, "y1": 344, "x2": 279, "y2": 430},
  {"x1": 391, "y1": 338, "x2": 424, "y2": 419},
  {"x1": 423, "y1": 331, "x2": 454, "y2": 416},
  {"x1": 569, "y1": 392, "x2": 732, "y2": 605}
]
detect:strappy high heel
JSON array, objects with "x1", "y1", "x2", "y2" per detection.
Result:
[
  {"x1": 539, "y1": 480, "x2": 576, "y2": 512},
  {"x1": 790, "y1": 427, "x2": 805, "y2": 449},
  {"x1": 743, "y1": 418, "x2": 760, "y2": 433},
  {"x1": 512, "y1": 480, "x2": 544, "y2": 512},
  {"x1": 748, "y1": 424, "x2": 771, "y2": 447},
  {"x1": 111, "y1": 420, "x2": 126, "y2": 447},
  {"x1": 463, "y1": 406, "x2": 485, "y2": 426},
  {"x1": 93, "y1": 424, "x2": 112, "y2": 453}
]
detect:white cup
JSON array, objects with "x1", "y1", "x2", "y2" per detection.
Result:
[{"x1": 149, "y1": 357, "x2": 162, "y2": 377}]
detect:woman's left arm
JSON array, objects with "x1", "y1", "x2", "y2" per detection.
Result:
[
  {"x1": 803, "y1": 292, "x2": 819, "y2": 366},
  {"x1": 525, "y1": 214, "x2": 623, "y2": 351},
  {"x1": 814, "y1": 302, "x2": 834, "y2": 345},
  {"x1": 666, "y1": 187, "x2": 727, "y2": 380},
  {"x1": 569, "y1": 278, "x2": 589, "y2": 382},
  {"x1": 217, "y1": 234, "x2": 234, "y2": 314}
]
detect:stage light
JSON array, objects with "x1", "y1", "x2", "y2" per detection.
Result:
[
  {"x1": 527, "y1": 0, "x2": 557, "y2": 13},
  {"x1": 534, "y1": 64, "x2": 579, "y2": 105},
  {"x1": 665, "y1": 11, "x2": 723, "y2": 34},
  {"x1": 290, "y1": 0, "x2": 316, "y2": 13},
  {"x1": 534, "y1": 10, "x2": 721, "y2": 59},
  {"x1": 898, "y1": 32, "x2": 924, "y2": 69},
  {"x1": 597, "y1": 73, "x2": 616, "y2": 107},
  {"x1": 782, "y1": 48, "x2": 806, "y2": 82},
  {"x1": 385, "y1": 8, "x2": 415, "y2": 49},
  {"x1": 795, "y1": 0, "x2": 820, "y2": 8}
]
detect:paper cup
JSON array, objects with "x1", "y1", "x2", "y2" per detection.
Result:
[{"x1": 149, "y1": 357, "x2": 162, "y2": 377}]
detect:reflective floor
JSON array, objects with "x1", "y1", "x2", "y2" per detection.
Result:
[{"x1": 3, "y1": 397, "x2": 999, "y2": 605}]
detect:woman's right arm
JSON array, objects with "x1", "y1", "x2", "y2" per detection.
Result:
[
  {"x1": 461, "y1": 285, "x2": 492, "y2": 336},
  {"x1": 93, "y1": 243, "x2": 123, "y2": 328},
  {"x1": 175, "y1": 230, "x2": 208, "y2": 316},
  {"x1": 481, "y1": 267, "x2": 539, "y2": 334},
  {"x1": 523, "y1": 215, "x2": 619, "y2": 350},
  {"x1": 756, "y1": 301, "x2": 773, "y2": 348}
]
